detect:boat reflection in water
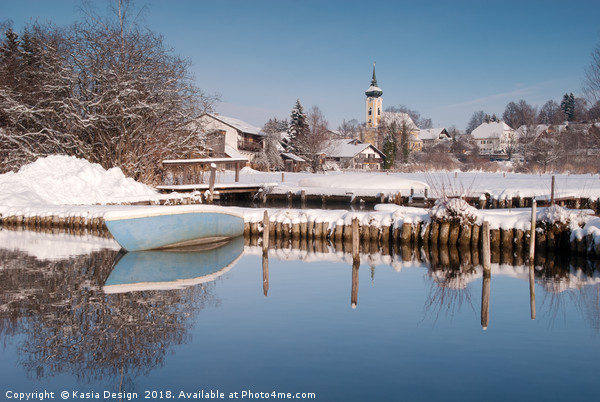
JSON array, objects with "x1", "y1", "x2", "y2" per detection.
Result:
[{"x1": 103, "y1": 236, "x2": 244, "y2": 294}]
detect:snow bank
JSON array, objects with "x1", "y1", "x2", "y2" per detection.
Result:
[{"x1": 0, "y1": 155, "x2": 157, "y2": 207}]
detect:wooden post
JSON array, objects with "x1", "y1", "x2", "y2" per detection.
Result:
[
  {"x1": 235, "y1": 162, "x2": 240, "y2": 182},
  {"x1": 529, "y1": 262, "x2": 536, "y2": 320},
  {"x1": 352, "y1": 218, "x2": 359, "y2": 258},
  {"x1": 351, "y1": 254, "x2": 359, "y2": 309},
  {"x1": 481, "y1": 220, "x2": 491, "y2": 330},
  {"x1": 281, "y1": 172, "x2": 285, "y2": 182},
  {"x1": 208, "y1": 163, "x2": 216, "y2": 204},
  {"x1": 262, "y1": 250, "x2": 269, "y2": 297},
  {"x1": 550, "y1": 175, "x2": 555, "y2": 205},
  {"x1": 482, "y1": 221, "x2": 491, "y2": 273},
  {"x1": 529, "y1": 200, "x2": 536, "y2": 261},
  {"x1": 262, "y1": 210, "x2": 270, "y2": 252},
  {"x1": 301, "y1": 189, "x2": 306, "y2": 208},
  {"x1": 481, "y1": 262, "x2": 491, "y2": 329}
]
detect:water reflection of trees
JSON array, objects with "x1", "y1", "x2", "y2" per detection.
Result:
[
  {"x1": 419, "y1": 244, "x2": 600, "y2": 331},
  {"x1": 0, "y1": 247, "x2": 218, "y2": 384}
]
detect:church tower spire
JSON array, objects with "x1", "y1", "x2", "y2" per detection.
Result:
[{"x1": 365, "y1": 62, "x2": 383, "y2": 129}]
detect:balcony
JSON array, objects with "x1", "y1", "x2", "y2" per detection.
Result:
[{"x1": 237, "y1": 140, "x2": 262, "y2": 152}]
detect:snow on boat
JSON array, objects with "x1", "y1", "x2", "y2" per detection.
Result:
[
  {"x1": 103, "y1": 235, "x2": 243, "y2": 293},
  {"x1": 104, "y1": 205, "x2": 244, "y2": 251}
]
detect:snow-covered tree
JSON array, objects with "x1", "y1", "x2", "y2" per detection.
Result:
[
  {"x1": 0, "y1": 1, "x2": 218, "y2": 182},
  {"x1": 286, "y1": 99, "x2": 308, "y2": 154},
  {"x1": 260, "y1": 117, "x2": 285, "y2": 171}
]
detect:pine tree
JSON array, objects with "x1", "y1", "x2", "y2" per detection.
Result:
[
  {"x1": 560, "y1": 93, "x2": 575, "y2": 121},
  {"x1": 287, "y1": 99, "x2": 308, "y2": 155},
  {"x1": 382, "y1": 132, "x2": 396, "y2": 169}
]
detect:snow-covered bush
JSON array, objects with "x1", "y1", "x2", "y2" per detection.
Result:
[{"x1": 429, "y1": 197, "x2": 480, "y2": 224}]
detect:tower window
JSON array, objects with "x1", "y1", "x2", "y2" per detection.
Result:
[
  {"x1": 378, "y1": 108, "x2": 381, "y2": 115},
  {"x1": 368, "y1": 107, "x2": 372, "y2": 116}
]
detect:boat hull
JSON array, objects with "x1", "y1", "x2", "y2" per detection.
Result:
[
  {"x1": 103, "y1": 236, "x2": 243, "y2": 293},
  {"x1": 104, "y1": 207, "x2": 244, "y2": 251}
]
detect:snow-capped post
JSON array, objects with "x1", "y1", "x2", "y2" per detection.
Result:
[
  {"x1": 208, "y1": 163, "x2": 217, "y2": 203},
  {"x1": 301, "y1": 190, "x2": 306, "y2": 208},
  {"x1": 529, "y1": 200, "x2": 536, "y2": 261},
  {"x1": 281, "y1": 172, "x2": 285, "y2": 183},
  {"x1": 550, "y1": 176, "x2": 555, "y2": 205}
]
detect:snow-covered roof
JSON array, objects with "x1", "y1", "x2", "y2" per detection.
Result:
[
  {"x1": 471, "y1": 121, "x2": 514, "y2": 139},
  {"x1": 381, "y1": 112, "x2": 418, "y2": 131},
  {"x1": 225, "y1": 145, "x2": 246, "y2": 159},
  {"x1": 325, "y1": 139, "x2": 382, "y2": 158},
  {"x1": 419, "y1": 128, "x2": 450, "y2": 141},
  {"x1": 515, "y1": 124, "x2": 549, "y2": 138},
  {"x1": 206, "y1": 114, "x2": 264, "y2": 136},
  {"x1": 281, "y1": 152, "x2": 306, "y2": 162}
]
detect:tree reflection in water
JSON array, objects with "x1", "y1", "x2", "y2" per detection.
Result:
[
  {"x1": 420, "y1": 243, "x2": 600, "y2": 331},
  {"x1": 0, "y1": 247, "x2": 219, "y2": 385}
]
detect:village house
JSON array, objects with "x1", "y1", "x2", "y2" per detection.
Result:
[
  {"x1": 322, "y1": 138, "x2": 385, "y2": 170},
  {"x1": 198, "y1": 113, "x2": 265, "y2": 162},
  {"x1": 418, "y1": 128, "x2": 452, "y2": 146},
  {"x1": 471, "y1": 121, "x2": 516, "y2": 155}
]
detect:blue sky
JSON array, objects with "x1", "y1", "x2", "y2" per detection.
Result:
[{"x1": 2, "y1": 0, "x2": 599, "y2": 130}]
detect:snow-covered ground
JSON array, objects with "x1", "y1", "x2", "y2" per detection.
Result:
[{"x1": 220, "y1": 166, "x2": 600, "y2": 201}]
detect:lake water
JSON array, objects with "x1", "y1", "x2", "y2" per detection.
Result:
[{"x1": 1, "y1": 230, "x2": 599, "y2": 402}]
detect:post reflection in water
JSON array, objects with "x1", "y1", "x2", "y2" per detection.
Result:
[{"x1": 1, "y1": 229, "x2": 600, "y2": 398}]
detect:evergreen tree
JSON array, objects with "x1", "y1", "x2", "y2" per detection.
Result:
[
  {"x1": 382, "y1": 132, "x2": 396, "y2": 169},
  {"x1": 287, "y1": 99, "x2": 308, "y2": 155},
  {"x1": 560, "y1": 93, "x2": 575, "y2": 121}
]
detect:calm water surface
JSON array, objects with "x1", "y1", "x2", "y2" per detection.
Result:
[{"x1": 1, "y1": 231, "x2": 599, "y2": 402}]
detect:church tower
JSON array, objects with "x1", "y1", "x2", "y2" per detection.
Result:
[{"x1": 365, "y1": 63, "x2": 383, "y2": 129}]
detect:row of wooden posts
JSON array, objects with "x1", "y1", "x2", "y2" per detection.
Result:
[
  {"x1": 246, "y1": 202, "x2": 598, "y2": 257},
  {"x1": 1, "y1": 201, "x2": 597, "y2": 257},
  {"x1": 0, "y1": 213, "x2": 110, "y2": 237}
]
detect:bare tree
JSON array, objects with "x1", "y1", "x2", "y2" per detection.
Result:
[
  {"x1": 385, "y1": 105, "x2": 432, "y2": 129},
  {"x1": 503, "y1": 100, "x2": 537, "y2": 129},
  {"x1": 583, "y1": 41, "x2": 600, "y2": 105},
  {"x1": 305, "y1": 105, "x2": 330, "y2": 171},
  {"x1": 538, "y1": 100, "x2": 563, "y2": 125},
  {"x1": 466, "y1": 110, "x2": 487, "y2": 134},
  {"x1": 337, "y1": 118, "x2": 362, "y2": 139}
]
